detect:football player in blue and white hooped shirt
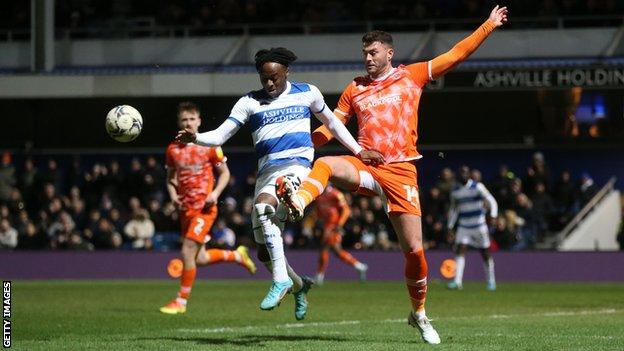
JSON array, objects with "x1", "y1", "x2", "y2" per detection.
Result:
[
  {"x1": 447, "y1": 165, "x2": 498, "y2": 291},
  {"x1": 175, "y1": 48, "x2": 383, "y2": 319}
]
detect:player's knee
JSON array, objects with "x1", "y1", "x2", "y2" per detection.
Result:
[
  {"x1": 254, "y1": 203, "x2": 276, "y2": 219},
  {"x1": 181, "y1": 240, "x2": 199, "y2": 261}
]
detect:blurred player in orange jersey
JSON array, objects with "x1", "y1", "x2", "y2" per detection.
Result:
[
  {"x1": 277, "y1": 6, "x2": 508, "y2": 344},
  {"x1": 314, "y1": 184, "x2": 367, "y2": 285},
  {"x1": 160, "y1": 102, "x2": 256, "y2": 315}
]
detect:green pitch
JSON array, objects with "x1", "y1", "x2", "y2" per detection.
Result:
[{"x1": 12, "y1": 280, "x2": 624, "y2": 350}]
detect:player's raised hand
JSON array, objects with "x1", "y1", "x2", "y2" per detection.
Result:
[
  {"x1": 175, "y1": 128, "x2": 197, "y2": 143},
  {"x1": 489, "y1": 5, "x2": 508, "y2": 27},
  {"x1": 358, "y1": 150, "x2": 385, "y2": 166}
]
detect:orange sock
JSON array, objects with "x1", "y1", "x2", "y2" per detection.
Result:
[
  {"x1": 318, "y1": 250, "x2": 329, "y2": 274},
  {"x1": 337, "y1": 250, "x2": 358, "y2": 266},
  {"x1": 404, "y1": 250, "x2": 428, "y2": 313},
  {"x1": 298, "y1": 159, "x2": 332, "y2": 207},
  {"x1": 206, "y1": 249, "x2": 241, "y2": 264},
  {"x1": 177, "y1": 268, "x2": 197, "y2": 300}
]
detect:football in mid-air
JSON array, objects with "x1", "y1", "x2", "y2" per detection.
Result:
[{"x1": 105, "y1": 105, "x2": 143, "y2": 142}]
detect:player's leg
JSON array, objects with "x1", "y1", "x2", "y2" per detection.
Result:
[
  {"x1": 329, "y1": 235, "x2": 368, "y2": 281},
  {"x1": 254, "y1": 193, "x2": 293, "y2": 310},
  {"x1": 274, "y1": 202, "x2": 313, "y2": 320},
  {"x1": 195, "y1": 245, "x2": 257, "y2": 275},
  {"x1": 160, "y1": 237, "x2": 201, "y2": 314},
  {"x1": 449, "y1": 243, "x2": 468, "y2": 290},
  {"x1": 390, "y1": 213, "x2": 440, "y2": 344},
  {"x1": 316, "y1": 245, "x2": 330, "y2": 285},
  {"x1": 277, "y1": 156, "x2": 361, "y2": 220},
  {"x1": 478, "y1": 227, "x2": 496, "y2": 290}
]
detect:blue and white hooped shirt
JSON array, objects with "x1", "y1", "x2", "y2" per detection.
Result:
[{"x1": 227, "y1": 81, "x2": 326, "y2": 173}]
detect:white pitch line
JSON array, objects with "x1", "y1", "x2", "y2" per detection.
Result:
[{"x1": 176, "y1": 308, "x2": 619, "y2": 334}]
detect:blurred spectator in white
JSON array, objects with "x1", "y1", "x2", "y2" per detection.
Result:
[
  {"x1": 48, "y1": 211, "x2": 76, "y2": 249},
  {"x1": 124, "y1": 209, "x2": 154, "y2": 250},
  {"x1": 0, "y1": 218, "x2": 17, "y2": 249},
  {"x1": 211, "y1": 219, "x2": 236, "y2": 249}
]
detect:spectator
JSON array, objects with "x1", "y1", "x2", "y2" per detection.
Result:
[
  {"x1": 525, "y1": 152, "x2": 551, "y2": 196},
  {"x1": 530, "y1": 182, "x2": 556, "y2": 239},
  {"x1": 513, "y1": 193, "x2": 538, "y2": 250},
  {"x1": 47, "y1": 211, "x2": 76, "y2": 249},
  {"x1": 41, "y1": 159, "x2": 64, "y2": 193},
  {"x1": 579, "y1": 172, "x2": 599, "y2": 206},
  {"x1": 18, "y1": 158, "x2": 40, "y2": 209},
  {"x1": 0, "y1": 218, "x2": 18, "y2": 249},
  {"x1": 435, "y1": 167, "x2": 456, "y2": 203},
  {"x1": 553, "y1": 170, "x2": 579, "y2": 228},
  {"x1": 92, "y1": 218, "x2": 122, "y2": 249},
  {"x1": 491, "y1": 216, "x2": 517, "y2": 250},
  {"x1": 211, "y1": 219, "x2": 236, "y2": 249},
  {"x1": 123, "y1": 209, "x2": 154, "y2": 250},
  {"x1": 0, "y1": 151, "x2": 16, "y2": 202},
  {"x1": 17, "y1": 221, "x2": 48, "y2": 249}
]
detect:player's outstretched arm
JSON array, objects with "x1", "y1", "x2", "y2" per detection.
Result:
[
  {"x1": 314, "y1": 104, "x2": 362, "y2": 155},
  {"x1": 311, "y1": 112, "x2": 350, "y2": 148},
  {"x1": 428, "y1": 5, "x2": 508, "y2": 79},
  {"x1": 176, "y1": 118, "x2": 241, "y2": 146},
  {"x1": 314, "y1": 105, "x2": 386, "y2": 164}
]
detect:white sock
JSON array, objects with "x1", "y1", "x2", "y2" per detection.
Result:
[
  {"x1": 255, "y1": 203, "x2": 289, "y2": 282},
  {"x1": 175, "y1": 297, "x2": 187, "y2": 305},
  {"x1": 484, "y1": 257, "x2": 495, "y2": 284},
  {"x1": 355, "y1": 262, "x2": 366, "y2": 270},
  {"x1": 415, "y1": 309, "x2": 427, "y2": 320},
  {"x1": 454, "y1": 255, "x2": 465, "y2": 286},
  {"x1": 261, "y1": 221, "x2": 288, "y2": 282}
]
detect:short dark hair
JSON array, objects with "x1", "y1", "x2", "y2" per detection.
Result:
[
  {"x1": 177, "y1": 101, "x2": 199, "y2": 115},
  {"x1": 254, "y1": 47, "x2": 298, "y2": 72},
  {"x1": 362, "y1": 30, "x2": 393, "y2": 47}
]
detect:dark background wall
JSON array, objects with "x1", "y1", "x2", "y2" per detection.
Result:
[{"x1": 1, "y1": 88, "x2": 623, "y2": 149}]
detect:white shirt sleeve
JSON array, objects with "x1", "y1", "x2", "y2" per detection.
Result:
[
  {"x1": 194, "y1": 119, "x2": 241, "y2": 147},
  {"x1": 228, "y1": 95, "x2": 252, "y2": 125},
  {"x1": 477, "y1": 182, "x2": 498, "y2": 218},
  {"x1": 310, "y1": 85, "x2": 363, "y2": 155},
  {"x1": 194, "y1": 96, "x2": 250, "y2": 147}
]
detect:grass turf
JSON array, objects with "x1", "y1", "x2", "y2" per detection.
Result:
[{"x1": 11, "y1": 280, "x2": 624, "y2": 350}]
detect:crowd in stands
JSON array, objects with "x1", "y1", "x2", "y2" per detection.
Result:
[
  {"x1": 0, "y1": 150, "x2": 618, "y2": 252},
  {"x1": 420, "y1": 152, "x2": 602, "y2": 251},
  {"x1": 3, "y1": 1, "x2": 622, "y2": 34}
]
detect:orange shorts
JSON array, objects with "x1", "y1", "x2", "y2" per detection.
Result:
[
  {"x1": 180, "y1": 205, "x2": 218, "y2": 244},
  {"x1": 340, "y1": 156, "x2": 421, "y2": 216},
  {"x1": 321, "y1": 222, "x2": 342, "y2": 246}
]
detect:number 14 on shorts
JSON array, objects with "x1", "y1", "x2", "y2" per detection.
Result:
[{"x1": 403, "y1": 185, "x2": 420, "y2": 207}]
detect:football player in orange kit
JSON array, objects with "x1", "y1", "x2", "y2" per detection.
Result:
[
  {"x1": 314, "y1": 184, "x2": 368, "y2": 285},
  {"x1": 277, "y1": 6, "x2": 508, "y2": 343},
  {"x1": 160, "y1": 102, "x2": 256, "y2": 314}
]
